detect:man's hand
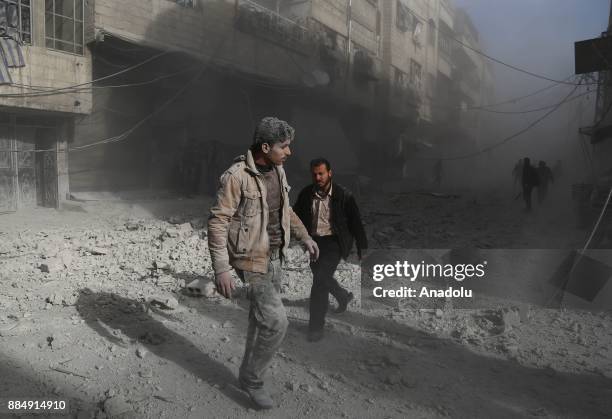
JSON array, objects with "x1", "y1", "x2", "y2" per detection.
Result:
[
  {"x1": 215, "y1": 271, "x2": 235, "y2": 299},
  {"x1": 303, "y1": 238, "x2": 320, "y2": 262}
]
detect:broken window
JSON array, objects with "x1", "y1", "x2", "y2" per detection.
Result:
[
  {"x1": 45, "y1": 0, "x2": 84, "y2": 55},
  {"x1": 394, "y1": 67, "x2": 406, "y2": 88},
  {"x1": 0, "y1": 0, "x2": 32, "y2": 44},
  {"x1": 428, "y1": 19, "x2": 435, "y2": 47},
  {"x1": 174, "y1": 0, "x2": 195, "y2": 7},
  {"x1": 396, "y1": 0, "x2": 411, "y2": 33},
  {"x1": 409, "y1": 59, "x2": 422, "y2": 90},
  {"x1": 438, "y1": 32, "x2": 451, "y2": 57}
]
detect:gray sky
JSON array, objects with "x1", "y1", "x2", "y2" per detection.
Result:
[
  {"x1": 445, "y1": 1, "x2": 610, "y2": 178},
  {"x1": 454, "y1": 0, "x2": 610, "y2": 93}
]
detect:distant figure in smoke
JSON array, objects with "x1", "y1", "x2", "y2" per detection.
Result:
[
  {"x1": 521, "y1": 157, "x2": 539, "y2": 211},
  {"x1": 512, "y1": 158, "x2": 523, "y2": 191},
  {"x1": 293, "y1": 158, "x2": 368, "y2": 343},
  {"x1": 537, "y1": 160, "x2": 554, "y2": 204},
  {"x1": 180, "y1": 138, "x2": 203, "y2": 197},
  {"x1": 433, "y1": 159, "x2": 443, "y2": 188},
  {"x1": 552, "y1": 159, "x2": 563, "y2": 182}
]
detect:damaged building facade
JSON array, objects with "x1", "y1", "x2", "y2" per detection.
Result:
[
  {"x1": 0, "y1": 0, "x2": 91, "y2": 211},
  {"x1": 2, "y1": 0, "x2": 494, "y2": 203}
]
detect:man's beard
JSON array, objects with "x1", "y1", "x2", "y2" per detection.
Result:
[{"x1": 316, "y1": 179, "x2": 332, "y2": 193}]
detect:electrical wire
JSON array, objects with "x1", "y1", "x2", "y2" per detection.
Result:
[
  {"x1": 417, "y1": 79, "x2": 583, "y2": 161},
  {"x1": 0, "y1": 50, "x2": 171, "y2": 98},
  {"x1": 404, "y1": 6, "x2": 598, "y2": 86}
]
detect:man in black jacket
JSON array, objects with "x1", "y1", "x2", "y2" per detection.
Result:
[{"x1": 293, "y1": 158, "x2": 368, "y2": 342}]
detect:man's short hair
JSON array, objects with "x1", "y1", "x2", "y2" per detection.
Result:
[
  {"x1": 251, "y1": 117, "x2": 295, "y2": 152},
  {"x1": 310, "y1": 158, "x2": 331, "y2": 171}
]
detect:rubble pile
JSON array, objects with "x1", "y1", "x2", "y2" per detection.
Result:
[{"x1": 0, "y1": 192, "x2": 609, "y2": 417}]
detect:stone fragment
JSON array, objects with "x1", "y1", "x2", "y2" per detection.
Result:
[
  {"x1": 39, "y1": 258, "x2": 64, "y2": 273},
  {"x1": 103, "y1": 396, "x2": 132, "y2": 417},
  {"x1": 149, "y1": 295, "x2": 179, "y2": 310}
]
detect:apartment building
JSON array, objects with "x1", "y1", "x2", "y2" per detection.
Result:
[
  {"x1": 63, "y1": 0, "x2": 493, "y2": 193},
  {"x1": 0, "y1": 0, "x2": 92, "y2": 211}
]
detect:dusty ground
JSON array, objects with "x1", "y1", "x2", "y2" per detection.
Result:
[{"x1": 0, "y1": 188, "x2": 611, "y2": 418}]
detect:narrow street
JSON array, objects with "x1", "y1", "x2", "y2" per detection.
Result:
[{"x1": 1, "y1": 189, "x2": 610, "y2": 418}]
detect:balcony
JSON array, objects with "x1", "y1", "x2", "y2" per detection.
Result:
[
  {"x1": 353, "y1": 50, "x2": 382, "y2": 82},
  {"x1": 389, "y1": 86, "x2": 420, "y2": 119},
  {"x1": 235, "y1": 0, "x2": 316, "y2": 55}
]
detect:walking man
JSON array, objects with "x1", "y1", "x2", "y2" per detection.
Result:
[
  {"x1": 207, "y1": 117, "x2": 319, "y2": 409},
  {"x1": 521, "y1": 157, "x2": 539, "y2": 211},
  {"x1": 536, "y1": 160, "x2": 554, "y2": 204},
  {"x1": 293, "y1": 158, "x2": 368, "y2": 342}
]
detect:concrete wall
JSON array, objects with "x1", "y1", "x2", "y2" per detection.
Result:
[
  {"x1": 94, "y1": 0, "x2": 307, "y2": 85},
  {"x1": 0, "y1": 1, "x2": 92, "y2": 114}
]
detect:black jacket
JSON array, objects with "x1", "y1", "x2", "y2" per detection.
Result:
[{"x1": 293, "y1": 182, "x2": 368, "y2": 259}]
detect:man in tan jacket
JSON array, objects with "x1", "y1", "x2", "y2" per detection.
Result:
[{"x1": 208, "y1": 117, "x2": 319, "y2": 409}]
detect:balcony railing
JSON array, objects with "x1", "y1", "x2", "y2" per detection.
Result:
[{"x1": 235, "y1": 0, "x2": 316, "y2": 54}]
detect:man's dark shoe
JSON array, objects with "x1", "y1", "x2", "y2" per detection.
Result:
[
  {"x1": 335, "y1": 292, "x2": 354, "y2": 314},
  {"x1": 240, "y1": 384, "x2": 274, "y2": 410},
  {"x1": 307, "y1": 329, "x2": 324, "y2": 342}
]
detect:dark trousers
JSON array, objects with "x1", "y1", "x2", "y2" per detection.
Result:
[
  {"x1": 538, "y1": 184, "x2": 549, "y2": 204},
  {"x1": 523, "y1": 184, "x2": 534, "y2": 210},
  {"x1": 309, "y1": 235, "x2": 348, "y2": 332}
]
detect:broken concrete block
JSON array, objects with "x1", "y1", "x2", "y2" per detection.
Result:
[
  {"x1": 87, "y1": 247, "x2": 108, "y2": 256},
  {"x1": 177, "y1": 222, "x2": 193, "y2": 234},
  {"x1": 136, "y1": 347, "x2": 148, "y2": 359},
  {"x1": 185, "y1": 278, "x2": 218, "y2": 298},
  {"x1": 125, "y1": 221, "x2": 140, "y2": 231},
  {"x1": 501, "y1": 308, "x2": 521, "y2": 332},
  {"x1": 58, "y1": 250, "x2": 73, "y2": 269},
  {"x1": 148, "y1": 295, "x2": 179, "y2": 310},
  {"x1": 153, "y1": 261, "x2": 170, "y2": 271},
  {"x1": 168, "y1": 216, "x2": 184, "y2": 225},
  {"x1": 39, "y1": 258, "x2": 64, "y2": 273},
  {"x1": 46, "y1": 292, "x2": 76, "y2": 306},
  {"x1": 163, "y1": 228, "x2": 180, "y2": 238},
  {"x1": 103, "y1": 396, "x2": 132, "y2": 418}
]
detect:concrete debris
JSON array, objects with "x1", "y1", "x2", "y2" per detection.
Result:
[
  {"x1": 163, "y1": 228, "x2": 180, "y2": 239},
  {"x1": 103, "y1": 396, "x2": 132, "y2": 418},
  {"x1": 300, "y1": 384, "x2": 313, "y2": 393},
  {"x1": 39, "y1": 258, "x2": 65, "y2": 273},
  {"x1": 86, "y1": 247, "x2": 109, "y2": 256},
  {"x1": 148, "y1": 295, "x2": 179, "y2": 310},
  {"x1": 168, "y1": 216, "x2": 184, "y2": 225},
  {"x1": 136, "y1": 347, "x2": 148, "y2": 359},
  {"x1": 185, "y1": 278, "x2": 218, "y2": 298},
  {"x1": 58, "y1": 250, "x2": 74, "y2": 269},
  {"x1": 46, "y1": 292, "x2": 78, "y2": 306},
  {"x1": 501, "y1": 308, "x2": 521, "y2": 332},
  {"x1": 125, "y1": 221, "x2": 140, "y2": 231},
  {"x1": 153, "y1": 261, "x2": 170, "y2": 271}
]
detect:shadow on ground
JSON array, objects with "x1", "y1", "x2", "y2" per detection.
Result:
[{"x1": 75, "y1": 288, "x2": 251, "y2": 410}]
